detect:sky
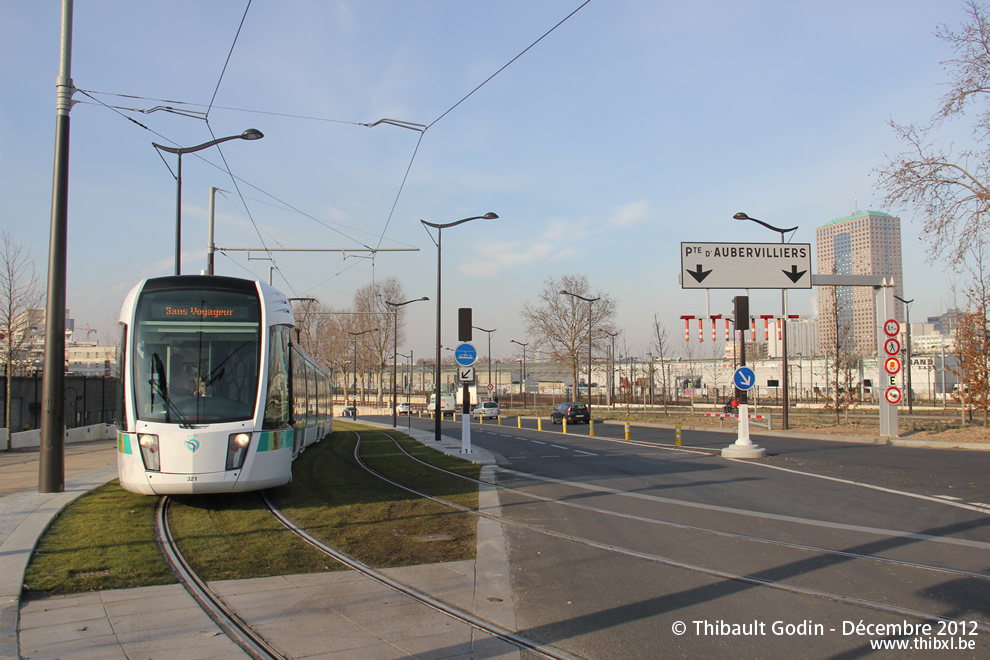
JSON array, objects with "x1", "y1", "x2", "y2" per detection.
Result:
[{"x1": 0, "y1": 0, "x2": 980, "y2": 364}]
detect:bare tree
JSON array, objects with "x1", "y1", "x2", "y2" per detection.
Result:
[
  {"x1": 651, "y1": 314, "x2": 672, "y2": 413},
  {"x1": 876, "y1": 1, "x2": 990, "y2": 266},
  {"x1": 950, "y1": 240, "x2": 990, "y2": 424},
  {"x1": 1, "y1": 230, "x2": 43, "y2": 449},
  {"x1": 520, "y1": 274, "x2": 616, "y2": 400},
  {"x1": 353, "y1": 277, "x2": 404, "y2": 402}
]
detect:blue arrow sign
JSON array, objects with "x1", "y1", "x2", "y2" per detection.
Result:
[
  {"x1": 733, "y1": 366, "x2": 756, "y2": 391},
  {"x1": 454, "y1": 343, "x2": 477, "y2": 366}
]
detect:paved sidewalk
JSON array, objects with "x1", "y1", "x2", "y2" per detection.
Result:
[{"x1": 2, "y1": 425, "x2": 518, "y2": 659}]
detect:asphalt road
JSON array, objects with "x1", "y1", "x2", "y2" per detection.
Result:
[{"x1": 370, "y1": 414, "x2": 990, "y2": 658}]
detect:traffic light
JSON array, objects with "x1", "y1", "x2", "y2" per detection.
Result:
[
  {"x1": 458, "y1": 308, "x2": 472, "y2": 341},
  {"x1": 733, "y1": 296, "x2": 749, "y2": 330}
]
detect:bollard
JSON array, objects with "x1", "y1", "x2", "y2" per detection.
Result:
[
  {"x1": 518, "y1": 416, "x2": 522, "y2": 429},
  {"x1": 562, "y1": 418, "x2": 568, "y2": 434},
  {"x1": 624, "y1": 422, "x2": 630, "y2": 441},
  {"x1": 498, "y1": 416, "x2": 502, "y2": 426},
  {"x1": 538, "y1": 418, "x2": 542, "y2": 432},
  {"x1": 675, "y1": 423, "x2": 682, "y2": 447},
  {"x1": 479, "y1": 415, "x2": 483, "y2": 425},
  {"x1": 589, "y1": 419, "x2": 595, "y2": 437}
]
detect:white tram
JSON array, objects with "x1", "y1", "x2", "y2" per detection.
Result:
[{"x1": 116, "y1": 275, "x2": 332, "y2": 495}]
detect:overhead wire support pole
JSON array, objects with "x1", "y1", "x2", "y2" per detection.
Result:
[{"x1": 40, "y1": 0, "x2": 75, "y2": 493}]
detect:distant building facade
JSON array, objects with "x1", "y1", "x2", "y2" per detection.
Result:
[{"x1": 815, "y1": 211, "x2": 904, "y2": 355}]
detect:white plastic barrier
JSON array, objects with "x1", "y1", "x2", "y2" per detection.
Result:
[{"x1": 2, "y1": 424, "x2": 116, "y2": 451}]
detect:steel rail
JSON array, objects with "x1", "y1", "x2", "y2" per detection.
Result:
[{"x1": 154, "y1": 496, "x2": 288, "y2": 660}]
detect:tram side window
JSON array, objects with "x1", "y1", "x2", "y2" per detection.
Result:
[
  {"x1": 308, "y1": 365, "x2": 318, "y2": 417},
  {"x1": 292, "y1": 351, "x2": 308, "y2": 426},
  {"x1": 263, "y1": 326, "x2": 290, "y2": 429},
  {"x1": 116, "y1": 324, "x2": 129, "y2": 432}
]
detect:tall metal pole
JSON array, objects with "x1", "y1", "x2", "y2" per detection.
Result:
[
  {"x1": 385, "y1": 298, "x2": 427, "y2": 427},
  {"x1": 207, "y1": 186, "x2": 218, "y2": 275},
  {"x1": 174, "y1": 152, "x2": 183, "y2": 275},
  {"x1": 434, "y1": 228, "x2": 443, "y2": 441},
  {"x1": 559, "y1": 290, "x2": 599, "y2": 409},
  {"x1": 474, "y1": 326, "x2": 496, "y2": 396},
  {"x1": 895, "y1": 295, "x2": 914, "y2": 414},
  {"x1": 39, "y1": 0, "x2": 74, "y2": 493},
  {"x1": 511, "y1": 340, "x2": 528, "y2": 408},
  {"x1": 422, "y1": 213, "x2": 498, "y2": 442},
  {"x1": 734, "y1": 212, "x2": 797, "y2": 430}
]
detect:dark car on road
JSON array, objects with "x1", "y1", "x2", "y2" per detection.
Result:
[
  {"x1": 341, "y1": 406, "x2": 358, "y2": 418},
  {"x1": 550, "y1": 402, "x2": 590, "y2": 424}
]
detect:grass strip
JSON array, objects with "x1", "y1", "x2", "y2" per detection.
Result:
[
  {"x1": 268, "y1": 422, "x2": 480, "y2": 568},
  {"x1": 23, "y1": 481, "x2": 174, "y2": 594},
  {"x1": 24, "y1": 425, "x2": 481, "y2": 593}
]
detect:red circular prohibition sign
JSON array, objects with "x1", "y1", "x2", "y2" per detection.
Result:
[{"x1": 885, "y1": 387, "x2": 902, "y2": 405}]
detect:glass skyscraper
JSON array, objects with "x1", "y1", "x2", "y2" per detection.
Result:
[{"x1": 815, "y1": 211, "x2": 904, "y2": 356}]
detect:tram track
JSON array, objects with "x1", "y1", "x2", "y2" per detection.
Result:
[
  {"x1": 359, "y1": 429, "x2": 990, "y2": 635},
  {"x1": 152, "y1": 456, "x2": 577, "y2": 659},
  {"x1": 152, "y1": 427, "x2": 990, "y2": 658},
  {"x1": 154, "y1": 496, "x2": 288, "y2": 660}
]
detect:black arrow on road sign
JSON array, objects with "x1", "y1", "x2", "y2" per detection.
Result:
[
  {"x1": 782, "y1": 265, "x2": 807, "y2": 283},
  {"x1": 688, "y1": 264, "x2": 712, "y2": 283}
]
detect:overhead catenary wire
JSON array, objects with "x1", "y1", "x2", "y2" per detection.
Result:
[{"x1": 77, "y1": 1, "x2": 594, "y2": 295}]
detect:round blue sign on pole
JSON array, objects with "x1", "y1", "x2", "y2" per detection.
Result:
[
  {"x1": 733, "y1": 366, "x2": 756, "y2": 391},
  {"x1": 454, "y1": 343, "x2": 477, "y2": 366}
]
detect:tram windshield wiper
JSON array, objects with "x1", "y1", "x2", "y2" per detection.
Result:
[{"x1": 151, "y1": 353, "x2": 194, "y2": 428}]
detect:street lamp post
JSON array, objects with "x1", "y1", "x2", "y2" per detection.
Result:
[
  {"x1": 473, "y1": 326, "x2": 496, "y2": 397},
  {"x1": 385, "y1": 297, "x2": 428, "y2": 427},
  {"x1": 347, "y1": 328, "x2": 378, "y2": 407},
  {"x1": 894, "y1": 295, "x2": 914, "y2": 414},
  {"x1": 734, "y1": 212, "x2": 798, "y2": 430},
  {"x1": 605, "y1": 330, "x2": 619, "y2": 407},
  {"x1": 421, "y1": 213, "x2": 499, "y2": 441},
  {"x1": 153, "y1": 129, "x2": 264, "y2": 275},
  {"x1": 559, "y1": 290, "x2": 599, "y2": 409},
  {"x1": 511, "y1": 340, "x2": 528, "y2": 408}
]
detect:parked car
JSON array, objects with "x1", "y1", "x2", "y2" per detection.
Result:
[
  {"x1": 550, "y1": 402, "x2": 590, "y2": 424},
  {"x1": 472, "y1": 401, "x2": 500, "y2": 420},
  {"x1": 341, "y1": 406, "x2": 357, "y2": 418},
  {"x1": 396, "y1": 402, "x2": 413, "y2": 415},
  {"x1": 429, "y1": 393, "x2": 457, "y2": 418}
]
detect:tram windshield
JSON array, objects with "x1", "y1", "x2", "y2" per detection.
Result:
[{"x1": 133, "y1": 284, "x2": 262, "y2": 425}]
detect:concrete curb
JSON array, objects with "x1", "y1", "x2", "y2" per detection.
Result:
[
  {"x1": 344, "y1": 420, "x2": 518, "y2": 630},
  {"x1": 596, "y1": 419, "x2": 990, "y2": 451},
  {"x1": 0, "y1": 465, "x2": 118, "y2": 660}
]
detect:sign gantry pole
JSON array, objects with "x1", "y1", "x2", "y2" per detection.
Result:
[{"x1": 722, "y1": 296, "x2": 766, "y2": 458}]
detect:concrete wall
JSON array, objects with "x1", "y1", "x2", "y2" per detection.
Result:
[{"x1": 2, "y1": 423, "x2": 116, "y2": 451}]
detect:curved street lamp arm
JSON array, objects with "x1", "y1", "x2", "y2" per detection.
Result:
[
  {"x1": 152, "y1": 129, "x2": 263, "y2": 156},
  {"x1": 559, "y1": 290, "x2": 601, "y2": 303},
  {"x1": 733, "y1": 212, "x2": 798, "y2": 236},
  {"x1": 421, "y1": 212, "x2": 498, "y2": 230}
]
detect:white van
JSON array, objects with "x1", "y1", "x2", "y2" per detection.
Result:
[{"x1": 428, "y1": 393, "x2": 456, "y2": 418}]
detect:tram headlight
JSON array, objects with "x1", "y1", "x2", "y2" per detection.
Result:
[
  {"x1": 138, "y1": 434, "x2": 160, "y2": 472},
  {"x1": 226, "y1": 432, "x2": 252, "y2": 470}
]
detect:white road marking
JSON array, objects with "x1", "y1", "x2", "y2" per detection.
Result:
[{"x1": 496, "y1": 466, "x2": 990, "y2": 550}]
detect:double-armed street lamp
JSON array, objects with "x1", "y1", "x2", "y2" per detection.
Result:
[
  {"x1": 733, "y1": 212, "x2": 799, "y2": 430},
  {"x1": 385, "y1": 297, "x2": 429, "y2": 427},
  {"x1": 347, "y1": 328, "x2": 378, "y2": 405},
  {"x1": 421, "y1": 213, "x2": 499, "y2": 441},
  {"x1": 473, "y1": 326, "x2": 496, "y2": 397},
  {"x1": 894, "y1": 294, "x2": 914, "y2": 414},
  {"x1": 511, "y1": 340, "x2": 529, "y2": 407},
  {"x1": 559, "y1": 290, "x2": 599, "y2": 408},
  {"x1": 153, "y1": 129, "x2": 264, "y2": 276}
]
